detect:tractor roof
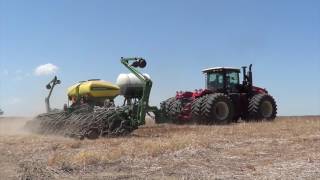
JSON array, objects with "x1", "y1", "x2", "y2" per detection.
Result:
[{"x1": 202, "y1": 67, "x2": 240, "y2": 73}]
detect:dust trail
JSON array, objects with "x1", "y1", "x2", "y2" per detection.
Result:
[{"x1": 0, "y1": 117, "x2": 31, "y2": 135}]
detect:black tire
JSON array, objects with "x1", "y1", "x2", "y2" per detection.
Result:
[
  {"x1": 200, "y1": 93, "x2": 234, "y2": 125},
  {"x1": 191, "y1": 95, "x2": 208, "y2": 124},
  {"x1": 165, "y1": 97, "x2": 176, "y2": 112},
  {"x1": 248, "y1": 94, "x2": 277, "y2": 121},
  {"x1": 232, "y1": 115, "x2": 240, "y2": 123},
  {"x1": 159, "y1": 97, "x2": 176, "y2": 118},
  {"x1": 168, "y1": 100, "x2": 182, "y2": 123}
]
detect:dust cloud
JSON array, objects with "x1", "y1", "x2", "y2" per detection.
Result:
[{"x1": 0, "y1": 117, "x2": 31, "y2": 135}]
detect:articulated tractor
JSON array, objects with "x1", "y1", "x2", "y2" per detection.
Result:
[{"x1": 157, "y1": 65, "x2": 277, "y2": 124}]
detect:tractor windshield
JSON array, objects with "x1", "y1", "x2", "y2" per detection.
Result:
[{"x1": 207, "y1": 72, "x2": 224, "y2": 90}]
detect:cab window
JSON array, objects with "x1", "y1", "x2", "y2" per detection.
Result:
[{"x1": 207, "y1": 72, "x2": 224, "y2": 89}]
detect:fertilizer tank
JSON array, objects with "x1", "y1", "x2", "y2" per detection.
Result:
[{"x1": 116, "y1": 73, "x2": 150, "y2": 98}]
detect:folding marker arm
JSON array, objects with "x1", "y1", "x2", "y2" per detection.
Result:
[
  {"x1": 45, "y1": 76, "x2": 61, "y2": 113},
  {"x1": 120, "y1": 57, "x2": 153, "y2": 126}
]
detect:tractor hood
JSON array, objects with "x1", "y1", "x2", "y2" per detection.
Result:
[{"x1": 252, "y1": 86, "x2": 268, "y2": 94}]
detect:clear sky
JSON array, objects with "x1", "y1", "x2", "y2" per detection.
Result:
[{"x1": 0, "y1": 0, "x2": 319, "y2": 116}]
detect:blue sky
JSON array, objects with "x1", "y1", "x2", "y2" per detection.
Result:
[{"x1": 0, "y1": 0, "x2": 319, "y2": 116}]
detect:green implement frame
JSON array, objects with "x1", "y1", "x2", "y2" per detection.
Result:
[{"x1": 120, "y1": 57, "x2": 161, "y2": 126}]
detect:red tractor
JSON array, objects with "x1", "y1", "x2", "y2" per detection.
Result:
[{"x1": 156, "y1": 65, "x2": 277, "y2": 124}]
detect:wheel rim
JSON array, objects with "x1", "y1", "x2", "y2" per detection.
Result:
[
  {"x1": 260, "y1": 101, "x2": 273, "y2": 118},
  {"x1": 214, "y1": 102, "x2": 229, "y2": 121}
]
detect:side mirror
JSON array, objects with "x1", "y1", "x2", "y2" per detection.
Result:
[{"x1": 46, "y1": 84, "x2": 51, "y2": 89}]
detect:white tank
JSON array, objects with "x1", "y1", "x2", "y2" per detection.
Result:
[{"x1": 116, "y1": 73, "x2": 150, "y2": 98}]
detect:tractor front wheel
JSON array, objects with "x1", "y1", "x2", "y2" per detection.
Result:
[{"x1": 248, "y1": 94, "x2": 277, "y2": 121}]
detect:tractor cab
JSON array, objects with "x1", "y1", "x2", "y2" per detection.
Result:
[{"x1": 202, "y1": 67, "x2": 241, "y2": 93}]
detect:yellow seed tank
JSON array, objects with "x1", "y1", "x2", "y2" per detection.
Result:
[{"x1": 67, "y1": 80, "x2": 120, "y2": 101}]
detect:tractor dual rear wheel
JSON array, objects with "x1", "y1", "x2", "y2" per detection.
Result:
[
  {"x1": 248, "y1": 93, "x2": 277, "y2": 121},
  {"x1": 157, "y1": 97, "x2": 176, "y2": 123},
  {"x1": 200, "y1": 94, "x2": 234, "y2": 125},
  {"x1": 191, "y1": 95, "x2": 208, "y2": 124},
  {"x1": 168, "y1": 100, "x2": 182, "y2": 123},
  {"x1": 160, "y1": 97, "x2": 175, "y2": 114}
]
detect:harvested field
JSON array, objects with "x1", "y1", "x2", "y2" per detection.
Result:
[{"x1": 0, "y1": 116, "x2": 319, "y2": 179}]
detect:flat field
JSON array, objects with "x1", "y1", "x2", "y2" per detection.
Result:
[{"x1": 0, "y1": 116, "x2": 319, "y2": 179}]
